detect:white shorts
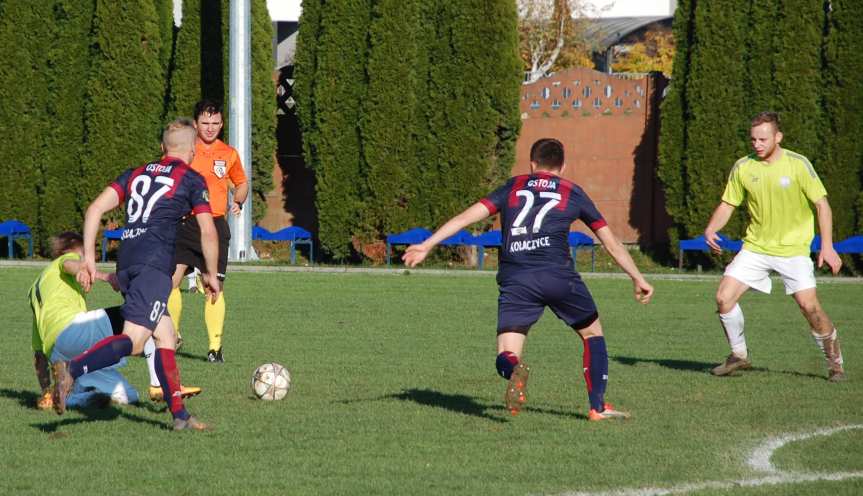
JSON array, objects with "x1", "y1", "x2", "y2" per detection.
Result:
[
  {"x1": 51, "y1": 309, "x2": 138, "y2": 405},
  {"x1": 724, "y1": 249, "x2": 816, "y2": 295}
]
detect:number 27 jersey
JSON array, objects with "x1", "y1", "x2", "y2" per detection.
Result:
[
  {"x1": 109, "y1": 157, "x2": 212, "y2": 275},
  {"x1": 480, "y1": 172, "x2": 607, "y2": 280}
]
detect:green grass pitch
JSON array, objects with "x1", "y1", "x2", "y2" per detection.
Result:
[{"x1": 1, "y1": 267, "x2": 861, "y2": 495}]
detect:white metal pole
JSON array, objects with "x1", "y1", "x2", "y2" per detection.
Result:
[{"x1": 227, "y1": 0, "x2": 254, "y2": 261}]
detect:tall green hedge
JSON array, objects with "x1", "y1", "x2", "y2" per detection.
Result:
[
  {"x1": 0, "y1": 0, "x2": 276, "y2": 255},
  {"x1": 42, "y1": 1, "x2": 96, "y2": 246},
  {"x1": 658, "y1": 0, "x2": 863, "y2": 249},
  {"x1": 249, "y1": 0, "x2": 276, "y2": 223},
  {"x1": 656, "y1": 0, "x2": 695, "y2": 249},
  {"x1": 822, "y1": 0, "x2": 863, "y2": 238},
  {"x1": 295, "y1": 0, "x2": 522, "y2": 258},
  {"x1": 297, "y1": 0, "x2": 372, "y2": 259},
  {"x1": 0, "y1": 0, "x2": 49, "y2": 250},
  {"x1": 80, "y1": 0, "x2": 165, "y2": 215},
  {"x1": 771, "y1": 0, "x2": 824, "y2": 158},
  {"x1": 680, "y1": 0, "x2": 749, "y2": 238}
]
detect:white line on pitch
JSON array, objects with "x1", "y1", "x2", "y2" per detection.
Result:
[{"x1": 551, "y1": 424, "x2": 863, "y2": 496}]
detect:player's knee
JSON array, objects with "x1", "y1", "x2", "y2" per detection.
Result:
[
  {"x1": 496, "y1": 351, "x2": 519, "y2": 380},
  {"x1": 796, "y1": 299, "x2": 820, "y2": 318},
  {"x1": 715, "y1": 291, "x2": 735, "y2": 312}
]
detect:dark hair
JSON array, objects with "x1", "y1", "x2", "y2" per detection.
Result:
[
  {"x1": 51, "y1": 231, "x2": 83, "y2": 258},
  {"x1": 751, "y1": 111, "x2": 781, "y2": 132},
  {"x1": 529, "y1": 138, "x2": 565, "y2": 169},
  {"x1": 194, "y1": 99, "x2": 223, "y2": 120}
]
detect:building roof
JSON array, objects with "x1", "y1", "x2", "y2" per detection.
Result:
[{"x1": 584, "y1": 16, "x2": 672, "y2": 50}]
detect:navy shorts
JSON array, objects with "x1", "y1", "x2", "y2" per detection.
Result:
[
  {"x1": 497, "y1": 270, "x2": 598, "y2": 333},
  {"x1": 116, "y1": 264, "x2": 172, "y2": 331}
]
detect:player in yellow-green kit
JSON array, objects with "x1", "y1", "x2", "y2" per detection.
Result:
[
  {"x1": 30, "y1": 232, "x2": 200, "y2": 410},
  {"x1": 30, "y1": 232, "x2": 137, "y2": 408},
  {"x1": 703, "y1": 111, "x2": 845, "y2": 382}
]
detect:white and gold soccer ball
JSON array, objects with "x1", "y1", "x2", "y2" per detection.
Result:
[{"x1": 251, "y1": 362, "x2": 291, "y2": 401}]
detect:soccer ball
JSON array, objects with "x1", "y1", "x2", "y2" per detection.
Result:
[{"x1": 251, "y1": 362, "x2": 291, "y2": 401}]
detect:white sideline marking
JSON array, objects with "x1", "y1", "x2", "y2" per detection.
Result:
[{"x1": 554, "y1": 424, "x2": 863, "y2": 496}]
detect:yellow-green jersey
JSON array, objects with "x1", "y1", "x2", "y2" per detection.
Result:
[
  {"x1": 29, "y1": 252, "x2": 86, "y2": 356},
  {"x1": 721, "y1": 149, "x2": 827, "y2": 257}
]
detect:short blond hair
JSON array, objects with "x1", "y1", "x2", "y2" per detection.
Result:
[{"x1": 162, "y1": 118, "x2": 196, "y2": 153}]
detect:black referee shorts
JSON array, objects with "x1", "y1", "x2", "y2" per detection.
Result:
[{"x1": 175, "y1": 215, "x2": 230, "y2": 280}]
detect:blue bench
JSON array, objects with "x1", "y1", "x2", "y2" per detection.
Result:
[
  {"x1": 0, "y1": 220, "x2": 34, "y2": 258},
  {"x1": 385, "y1": 228, "x2": 432, "y2": 267},
  {"x1": 472, "y1": 230, "x2": 501, "y2": 270},
  {"x1": 677, "y1": 233, "x2": 742, "y2": 269},
  {"x1": 101, "y1": 229, "x2": 124, "y2": 262},
  {"x1": 568, "y1": 231, "x2": 596, "y2": 272},
  {"x1": 252, "y1": 225, "x2": 314, "y2": 265}
]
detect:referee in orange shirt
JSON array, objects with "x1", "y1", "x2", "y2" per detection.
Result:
[{"x1": 168, "y1": 100, "x2": 248, "y2": 362}]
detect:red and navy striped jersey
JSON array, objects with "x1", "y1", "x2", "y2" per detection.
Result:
[
  {"x1": 481, "y1": 172, "x2": 606, "y2": 279},
  {"x1": 110, "y1": 156, "x2": 211, "y2": 275}
]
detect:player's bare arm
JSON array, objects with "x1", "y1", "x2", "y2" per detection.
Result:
[
  {"x1": 594, "y1": 226, "x2": 654, "y2": 304},
  {"x1": 230, "y1": 181, "x2": 249, "y2": 216},
  {"x1": 60, "y1": 257, "x2": 118, "y2": 292},
  {"x1": 704, "y1": 202, "x2": 736, "y2": 254},
  {"x1": 403, "y1": 202, "x2": 491, "y2": 267},
  {"x1": 196, "y1": 212, "x2": 222, "y2": 303},
  {"x1": 814, "y1": 197, "x2": 841, "y2": 274},
  {"x1": 81, "y1": 187, "x2": 121, "y2": 291}
]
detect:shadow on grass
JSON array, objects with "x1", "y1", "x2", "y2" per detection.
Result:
[
  {"x1": 30, "y1": 403, "x2": 168, "y2": 433},
  {"x1": 0, "y1": 388, "x2": 41, "y2": 410},
  {"x1": 176, "y1": 350, "x2": 210, "y2": 362},
  {"x1": 612, "y1": 355, "x2": 826, "y2": 380},
  {"x1": 612, "y1": 355, "x2": 715, "y2": 373},
  {"x1": 0, "y1": 388, "x2": 171, "y2": 433},
  {"x1": 381, "y1": 388, "x2": 588, "y2": 422}
]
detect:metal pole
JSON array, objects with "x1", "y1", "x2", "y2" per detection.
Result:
[{"x1": 227, "y1": 0, "x2": 255, "y2": 261}]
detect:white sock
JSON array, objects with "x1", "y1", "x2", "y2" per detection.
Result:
[
  {"x1": 719, "y1": 304, "x2": 747, "y2": 358},
  {"x1": 811, "y1": 328, "x2": 843, "y2": 366},
  {"x1": 144, "y1": 337, "x2": 160, "y2": 387}
]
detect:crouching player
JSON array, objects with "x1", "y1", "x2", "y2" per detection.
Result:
[
  {"x1": 30, "y1": 232, "x2": 200, "y2": 409},
  {"x1": 52, "y1": 118, "x2": 220, "y2": 432},
  {"x1": 403, "y1": 138, "x2": 653, "y2": 420}
]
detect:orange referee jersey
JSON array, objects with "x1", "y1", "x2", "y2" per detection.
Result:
[{"x1": 190, "y1": 139, "x2": 247, "y2": 217}]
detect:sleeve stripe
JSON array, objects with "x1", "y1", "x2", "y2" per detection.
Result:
[
  {"x1": 192, "y1": 204, "x2": 212, "y2": 215},
  {"x1": 786, "y1": 151, "x2": 818, "y2": 178},
  {"x1": 479, "y1": 198, "x2": 498, "y2": 215},
  {"x1": 589, "y1": 219, "x2": 607, "y2": 231},
  {"x1": 110, "y1": 182, "x2": 125, "y2": 203}
]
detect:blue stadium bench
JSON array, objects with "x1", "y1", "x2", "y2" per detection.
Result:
[
  {"x1": 101, "y1": 229, "x2": 124, "y2": 261},
  {"x1": 472, "y1": 230, "x2": 501, "y2": 270},
  {"x1": 252, "y1": 225, "x2": 314, "y2": 265},
  {"x1": 0, "y1": 220, "x2": 33, "y2": 258},
  {"x1": 385, "y1": 228, "x2": 432, "y2": 267},
  {"x1": 678, "y1": 233, "x2": 742, "y2": 269},
  {"x1": 569, "y1": 231, "x2": 596, "y2": 272}
]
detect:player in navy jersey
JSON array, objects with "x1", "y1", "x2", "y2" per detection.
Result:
[
  {"x1": 51, "y1": 118, "x2": 220, "y2": 431},
  {"x1": 404, "y1": 138, "x2": 653, "y2": 420}
]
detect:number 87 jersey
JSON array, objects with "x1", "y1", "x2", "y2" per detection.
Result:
[
  {"x1": 109, "y1": 157, "x2": 212, "y2": 275},
  {"x1": 479, "y1": 171, "x2": 607, "y2": 279}
]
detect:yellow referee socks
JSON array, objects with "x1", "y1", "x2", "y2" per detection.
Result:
[
  {"x1": 204, "y1": 292, "x2": 225, "y2": 351},
  {"x1": 168, "y1": 287, "x2": 183, "y2": 338}
]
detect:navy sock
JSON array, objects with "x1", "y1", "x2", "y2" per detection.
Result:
[
  {"x1": 154, "y1": 348, "x2": 189, "y2": 420},
  {"x1": 496, "y1": 351, "x2": 519, "y2": 379},
  {"x1": 582, "y1": 336, "x2": 608, "y2": 411},
  {"x1": 69, "y1": 335, "x2": 133, "y2": 379}
]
